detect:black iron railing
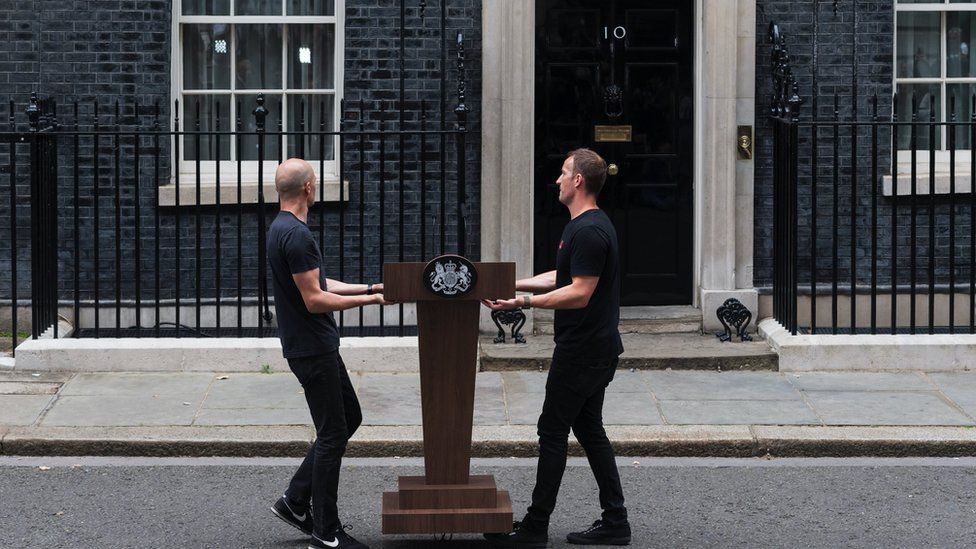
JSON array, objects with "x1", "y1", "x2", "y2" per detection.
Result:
[
  {"x1": 769, "y1": 19, "x2": 976, "y2": 336},
  {"x1": 1, "y1": 82, "x2": 472, "y2": 352},
  {"x1": 772, "y1": 95, "x2": 976, "y2": 335}
]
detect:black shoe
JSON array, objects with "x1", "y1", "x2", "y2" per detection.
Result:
[
  {"x1": 271, "y1": 495, "x2": 313, "y2": 536},
  {"x1": 309, "y1": 525, "x2": 369, "y2": 549},
  {"x1": 566, "y1": 519, "x2": 631, "y2": 546},
  {"x1": 483, "y1": 520, "x2": 549, "y2": 548}
]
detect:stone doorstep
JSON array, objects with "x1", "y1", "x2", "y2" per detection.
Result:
[
  {"x1": 532, "y1": 306, "x2": 704, "y2": 335},
  {"x1": 479, "y1": 333, "x2": 778, "y2": 372},
  {"x1": 759, "y1": 318, "x2": 976, "y2": 372},
  {"x1": 5, "y1": 425, "x2": 976, "y2": 458}
]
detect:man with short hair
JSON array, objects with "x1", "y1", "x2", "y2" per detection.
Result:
[
  {"x1": 484, "y1": 149, "x2": 630, "y2": 547},
  {"x1": 267, "y1": 158, "x2": 388, "y2": 549}
]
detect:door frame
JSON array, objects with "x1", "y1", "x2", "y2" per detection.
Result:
[{"x1": 480, "y1": 0, "x2": 758, "y2": 332}]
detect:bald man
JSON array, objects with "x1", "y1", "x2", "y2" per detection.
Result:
[{"x1": 267, "y1": 158, "x2": 384, "y2": 549}]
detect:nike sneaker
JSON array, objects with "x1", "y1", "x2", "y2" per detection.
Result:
[
  {"x1": 271, "y1": 495, "x2": 313, "y2": 536},
  {"x1": 309, "y1": 525, "x2": 369, "y2": 549},
  {"x1": 566, "y1": 519, "x2": 631, "y2": 545}
]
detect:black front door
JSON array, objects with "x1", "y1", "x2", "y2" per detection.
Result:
[{"x1": 534, "y1": 0, "x2": 694, "y2": 306}]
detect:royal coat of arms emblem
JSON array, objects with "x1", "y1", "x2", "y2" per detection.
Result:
[{"x1": 423, "y1": 255, "x2": 478, "y2": 297}]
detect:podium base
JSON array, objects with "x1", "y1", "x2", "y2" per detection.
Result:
[{"x1": 381, "y1": 475, "x2": 513, "y2": 534}]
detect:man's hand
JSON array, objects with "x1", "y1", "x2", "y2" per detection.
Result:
[
  {"x1": 371, "y1": 283, "x2": 384, "y2": 294},
  {"x1": 373, "y1": 293, "x2": 395, "y2": 306},
  {"x1": 481, "y1": 298, "x2": 523, "y2": 311}
]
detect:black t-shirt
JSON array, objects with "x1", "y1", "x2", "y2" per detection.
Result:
[
  {"x1": 267, "y1": 211, "x2": 340, "y2": 359},
  {"x1": 552, "y1": 208, "x2": 624, "y2": 363}
]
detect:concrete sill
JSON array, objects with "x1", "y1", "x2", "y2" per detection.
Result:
[
  {"x1": 882, "y1": 173, "x2": 976, "y2": 197},
  {"x1": 158, "y1": 177, "x2": 349, "y2": 207}
]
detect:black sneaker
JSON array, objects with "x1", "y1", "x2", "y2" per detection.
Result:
[
  {"x1": 566, "y1": 519, "x2": 631, "y2": 546},
  {"x1": 271, "y1": 495, "x2": 313, "y2": 536},
  {"x1": 309, "y1": 525, "x2": 369, "y2": 549},
  {"x1": 483, "y1": 521, "x2": 549, "y2": 548}
]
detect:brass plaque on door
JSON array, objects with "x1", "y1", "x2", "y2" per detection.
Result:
[{"x1": 594, "y1": 125, "x2": 632, "y2": 143}]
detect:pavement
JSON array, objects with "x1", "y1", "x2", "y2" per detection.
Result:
[
  {"x1": 4, "y1": 369, "x2": 976, "y2": 457},
  {"x1": 4, "y1": 456, "x2": 976, "y2": 548}
]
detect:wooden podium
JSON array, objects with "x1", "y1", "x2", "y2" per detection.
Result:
[{"x1": 381, "y1": 256, "x2": 515, "y2": 534}]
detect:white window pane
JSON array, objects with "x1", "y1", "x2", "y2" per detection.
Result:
[
  {"x1": 897, "y1": 12, "x2": 941, "y2": 79},
  {"x1": 235, "y1": 25, "x2": 283, "y2": 89},
  {"x1": 288, "y1": 25, "x2": 335, "y2": 89},
  {"x1": 947, "y1": 13, "x2": 976, "y2": 77},
  {"x1": 895, "y1": 84, "x2": 942, "y2": 150},
  {"x1": 287, "y1": 0, "x2": 335, "y2": 15},
  {"x1": 235, "y1": 0, "x2": 281, "y2": 15},
  {"x1": 237, "y1": 94, "x2": 283, "y2": 161},
  {"x1": 287, "y1": 94, "x2": 335, "y2": 160},
  {"x1": 182, "y1": 0, "x2": 229, "y2": 15},
  {"x1": 183, "y1": 24, "x2": 231, "y2": 90},
  {"x1": 183, "y1": 95, "x2": 232, "y2": 161}
]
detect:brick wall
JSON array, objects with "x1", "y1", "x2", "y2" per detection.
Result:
[{"x1": 0, "y1": 0, "x2": 482, "y2": 315}]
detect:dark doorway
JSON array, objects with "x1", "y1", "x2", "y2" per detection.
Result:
[{"x1": 534, "y1": 0, "x2": 694, "y2": 306}]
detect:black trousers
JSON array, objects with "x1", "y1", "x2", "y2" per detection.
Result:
[
  {"x1": 284, "y1": 350, "x2": 362, "y2": 538},
  {"x1": 524, "y1": 356, "x2": 628, "y2": 531}
]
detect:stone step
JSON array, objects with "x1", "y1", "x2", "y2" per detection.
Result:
[
  {"x1": 531, "y1": 306, "x2": 703, "y2": 335},
  {"x1": 479, "y1": 333, "x2": 777, "y2": 372}
]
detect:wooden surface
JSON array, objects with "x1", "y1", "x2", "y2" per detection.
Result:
[
  {"x1": 380, "y1": 259, "x2": 516, "y2": 535},
  {"x1": 397, "y1": 475, "x2": 498, "y2": 510},
  {"x1": 416, "y1": 299, "x2": 480, "y2": 484},
  {"x1": 381, "y1": 490, "x2": 513, "y2": 534},
  {"x1": 383, "y1": 260, "x2": 515, "y2": 302}
]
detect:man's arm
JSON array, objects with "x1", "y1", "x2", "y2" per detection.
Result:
[
  {"x1": 324, "y1": 278, "x2": 384, "y2": 296},
  {"x1": 483, "y1": 275, "x2": 598, "y2": 311},
  {"x1": 295, "y1": 269, "x2": 388, "y2": 313},
  {"x1": 515, "y1": 270, "x2": 556, "y2": 294}
]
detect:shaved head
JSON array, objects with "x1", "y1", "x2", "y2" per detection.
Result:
[{"x1": 275, "y1": 158, "x2": 315, "y2": 200}]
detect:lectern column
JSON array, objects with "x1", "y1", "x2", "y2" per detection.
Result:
[{"x1": 416, "y1": 300, "x2": 480, "y2": 485}]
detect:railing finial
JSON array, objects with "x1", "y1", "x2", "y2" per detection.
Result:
[{"x1": 768, "y1": 21, "x2": 804, "y2": 121}]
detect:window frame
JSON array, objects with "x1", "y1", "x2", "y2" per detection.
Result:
[
  {"x1": 895, "y1": 1, "x2": 976, "y2": 169},
  {"x1": 170, "y1": 0, "x2": 345, "y2": 184}
]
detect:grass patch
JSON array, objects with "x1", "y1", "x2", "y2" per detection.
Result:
[
  {"x1": 260, "y1": 363, "x2": 273, "y2": 374},
  {"x1": 0, "y1": 330, "x2": 31, "y2": 353}
]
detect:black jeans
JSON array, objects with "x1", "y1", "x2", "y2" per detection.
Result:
[
  {"x1": 524, "y1": 356, "x2": 628, "y2": 531},
  {"x1": 284, "y1": 350, "x2": 362, "y2": 538}
]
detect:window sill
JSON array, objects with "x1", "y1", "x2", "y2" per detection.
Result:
[
  {"x1": 881, "y1": 173, "x2": 976, "y2": 197},
  {"x1": 158, "y1": 175, "x2": 348, "y2": 206}
]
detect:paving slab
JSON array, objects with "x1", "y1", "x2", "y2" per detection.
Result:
[
  {"x1": 601, "y1": 395, "x2": 664, "y2": 425},
  {"x1": 0, "y1": 381, "x2": 60, "y2": 395},
  {"x1": 59, "y1": 372, "x2": 214, "y2": 397},
  {"x1": 0, "y1": 371, "x2": 73, "y2": 383},
  {"x1": 926, "y1": 372, "x2": 976, "y2": 417},
  {"x1": 41, "y1": 395, "x2": 204, "y2": 427},
  {"x1": 647, "y1": 371, "x2": 801, "y2": 400},
  {"x1": 194, "y1": 407, "x2": 311, "y2": 426},
  {"x1": 501, "y1": 371, "x2": 548, "y2": 393},
  {"x1": 201, "y1": 374, "x2": 305, "y2": 409},
  {"x1": 786, "y1": 372, "x2": 932, "y2": 392},
  {"x1": 0, "y1": 395, "x2": 54, "y2": 426},
  {"x1": 658, "y1": 399, "x2": 820, "y2": 425},
  {"x1": 356, "y1": 372, "x2": 421, "y2": 393},
  {"x1": 803, "y1": 391, "x2": 976, "y2": 426},
  {"x1": 473, "y1": 385, "x2": 508, "y2": 425},
  {"x1": 505, "y1": 391, "x2": 544, "y2": 425}
]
